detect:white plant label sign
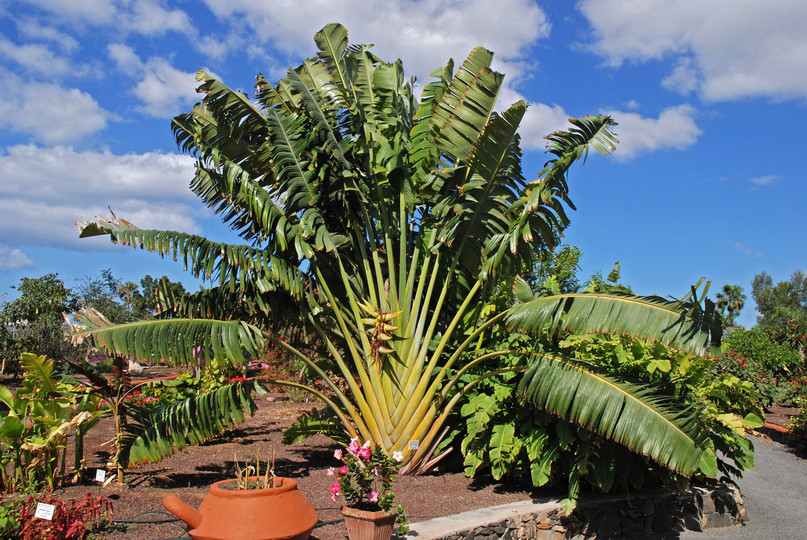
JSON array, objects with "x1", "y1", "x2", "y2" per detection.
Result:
[
  {"x1": 34, "y1": 503, "x2": 56, "y2": 520},
  {"x1": 408, "y1": 440, "x2": 419, "y2": 450},
  {"x1": 95, "y1": 469, "x2": 107, "y2": 482}
]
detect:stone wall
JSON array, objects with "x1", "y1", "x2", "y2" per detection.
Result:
[{"x1": 428, "y1": 481, "x2": 746, "y2": 540}]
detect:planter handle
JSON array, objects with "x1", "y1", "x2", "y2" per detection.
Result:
[{"x1": 163, "y1": 494, "x2": 203, "y2": 529}]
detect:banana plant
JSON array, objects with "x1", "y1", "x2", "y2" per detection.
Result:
[
  {"x1": 74, "y1": 23, "x2": 722, "y2": 476},
  {"x1": 0, "y1": 353, "x2": 103, "y2": 492}
]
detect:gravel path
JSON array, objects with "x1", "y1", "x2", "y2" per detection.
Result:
[{"x1": 680, "y1": 435, "x2": 807, "y2": 539}]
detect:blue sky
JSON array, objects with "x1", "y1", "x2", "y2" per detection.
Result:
[{"x1": 0, "y1": 0, "x2": 804, "y2": 328}]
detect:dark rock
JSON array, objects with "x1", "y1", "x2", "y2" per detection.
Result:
[{"x1": 654, "y1": 510, "x2": 674, "y2": 532}]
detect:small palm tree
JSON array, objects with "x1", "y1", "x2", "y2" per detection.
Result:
[
  {"x1": 716, "y1": 284, "x2": 746, "y2": 327},
  {"x1": 75, "y1": 23, "x2": 721, "y2": 477}
]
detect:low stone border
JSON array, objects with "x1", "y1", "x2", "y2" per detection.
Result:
[{"x1": 403, "y1": 480, "x2": 746, "y2": 539}]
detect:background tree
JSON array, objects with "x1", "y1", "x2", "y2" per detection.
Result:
[
  {"x1": 0, "y1": 274, "x2": 78, "y2": 370},
  {"x1": 134, "y1": 275, "x2": 186, "y2": 317},
  {"x1": 585, "y1": 262, "x2": 633, "y2": 294},
  {"x1": 527, "y1": 244, "x2": 582, "y2": 296},
  {"x1": 715, "y1": 284, "x2": 746, "y2": 327},
  {"x1": 752, "y1": 270, "x2": 807, "y2": 358},
  {"x1": 75, "y1": 23, "x2": 720, "y2": 485},
  {"x1": 76, "y1": 270, "x2": 132, "y2": 324}
]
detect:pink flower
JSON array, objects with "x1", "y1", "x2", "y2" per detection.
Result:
[
  {"x1": 330, "y1": 482, "x2": 341, "y2": 496},
  {"x1": 392, "y1": 451, "x2": 403, "y2": 463},
  {"x1": 327, "y1": 467, "x2": 335, "y2": 476},
  {"x1": 347, "y1": 438, "x2": 360, "y2": 456},
  {"x1": 334, "y1": 449, "x2": 343, "y2": 460},
  {"x1": 339, "y1": 466, "x2": 348, "y2": 474},
  {"x1": 367, "y1": 491, "x2": 379, "y2": 503}
]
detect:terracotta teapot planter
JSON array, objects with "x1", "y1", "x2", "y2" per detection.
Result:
[{"x1": 163, "y1": 477, "x2": 318, "y2": 540}]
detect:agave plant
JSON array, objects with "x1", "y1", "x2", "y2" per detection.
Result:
[{"x1": 75, "y1": 23, "x2": 721, "y2": 477}]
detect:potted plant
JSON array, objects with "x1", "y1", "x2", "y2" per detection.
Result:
[
  {"x1": 163, "y1": 452, "x2": 318, "y2": 540},
  {"x1": 330, "y1": 438, "x2": 408, "y2": 540}
]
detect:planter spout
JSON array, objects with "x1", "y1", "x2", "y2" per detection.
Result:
[{"x1": 163, "y1": 494, "x2": 203, "y2": 530}]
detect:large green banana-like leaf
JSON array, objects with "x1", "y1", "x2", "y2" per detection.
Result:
[
  {"x1": 188, "y1": 69, "x2": 268, "y2": 163},
  {"x1": 312, "y1": 22, "x2": 350, "y2": 102},
  {"x1": 435, "y1": 103, "x2": 527, "y2": 269},
  {"x1": 282, "y1": 407, "x2": 349, "y2": 446},
  {"x1": 72, "y1": 308, "x2": 264, "y2": 366},
  {"x1": 506, "y1": 292, "x2": 719, "y2": 356},
  {"x1": 518, "y1": 354, "x2": 706, "y2": 475},
  {"x1": 431, "y1": 47, "x2": 502, "y2": 163},
  {"x1": 78, "y1": 216, "x2": 311, "y2": 302},
  {"x1": 288, "y1": 68, "x2": 350, "y2": 169},
  {"x1": 119, "y1": 381, "x2": 259, "y2": 466},
  {"x1": 188, "y1": 160, "x2": 286, "y2": 245}
]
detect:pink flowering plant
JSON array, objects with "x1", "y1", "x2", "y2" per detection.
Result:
[{"x1": 328, "y1": 438, "x2": 408, "y2": 532}]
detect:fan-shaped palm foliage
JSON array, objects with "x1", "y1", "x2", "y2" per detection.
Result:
[{"x1": 75, "y1": 23, "x2": 722, "y2": 476}]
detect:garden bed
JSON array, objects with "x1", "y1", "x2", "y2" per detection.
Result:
[
  {"x1": 44, "y1": 392, "x2": 557, "y2": 540},
  {"x1": 4, "y1": 369, "x2": 797, "y2": 540}
]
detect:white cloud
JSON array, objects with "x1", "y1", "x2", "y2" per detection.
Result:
[
  {"x1": 518, "y1": 102, "x2": 572, "y2": 150},
  {"x1": 749, "y1": 175, "x2": 781, "y2": 187},
  {"x1": 201, "y1": 0, "x2": 550, "y2": 84},
  {"x1": 17, "y1": 22, "x2": 80, "y2": 53},
  {"x1": 0, "y1": 145, "x2": 199, "y2": 250},
  {"x1": 22, "y1": 0, "x2": 119, "y2": 25},
  {"x1": 126, "y1": 0, "x2": 193, "y2": 35},
  {"x1": 516, "y1": 100, "x2": 700, "y2": 160},
  {"x1": 107, "y1": 43, "x2": 143, "y2": 71},
  {"x1": 603, "y1": 105, "x2": 701, "y2": 161},
  {"x1": 0, "y1": 246, "x2": 34, "y2": 271},
  {"x1": 661, "y1": 58, "x2": 699, "y2": 95},
  {"x1": 0, "y1": 71, "x2": 108, "y2": 145},
  {"x1": 108, "y1": 45, "x2": 199, "y2": 117},
  {"x1": 19, "y1": 0, "x2": 192, "y2": 36},
  {"x1": 579, "y1": 0, "x2": 807, "y2": 101},
  {"x1": 733, "y1": 242, "x2": 763, "y2": 259},
  {"x1": 0, "y1": 38, "x2": 71, "y2": 76}
]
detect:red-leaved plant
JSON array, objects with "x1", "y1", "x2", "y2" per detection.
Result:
[{"x1": 18, "y1": 492, "x2": 112, "y2": 540}]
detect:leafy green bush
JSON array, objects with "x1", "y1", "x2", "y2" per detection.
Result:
[
  {"x1": 0, "y1": 496, "x2": 21, "y2": 538},
  {"x1": 0, "y1": 353, "x2": 103, "y2": 493},
  {"x1": 789, "y1": 399, "x2": 807, "y2": 434},
  {"x1": 454, "y1": 331, "x2": 762, "y2": 510},
  {"x1": 723, "y1": 328, "x2": 801, "y2": 369},
  {"x1": 710, "y1": 328, "x2": 805, "y2": 405},
  {"x1": 134, "y1": 357, "x2": 245, "y2": 406}
]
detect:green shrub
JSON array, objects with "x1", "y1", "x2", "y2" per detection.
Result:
[
  {"x1": 135, "y1": 357, "x2": 245, "y2": 406},
  {"x1": 0, "y1": 496, "x2": 21, "y2": 538},
  {"x1": 0, "y1": 353, "x2": 103, "y2": 493},
  {"x1": 723, "y1": 328, "x2": 801, "y2": 369},
  {"x1": 789, "y1": 398, "x2": 807, "y2": 435},
  {"x1": 710, "y1": 328, "x2": 805, "y2": 406},
  {"x1": 454, "y1": 331, "x2": 762, "y2": 510}
]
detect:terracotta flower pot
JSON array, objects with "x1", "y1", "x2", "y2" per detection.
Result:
[
  {"x1": 340, "y1": 506, "x2": 397, "y2": 540},
  {"x1": 163, "y1": 477, "x2": 318, "y2": 540}
]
